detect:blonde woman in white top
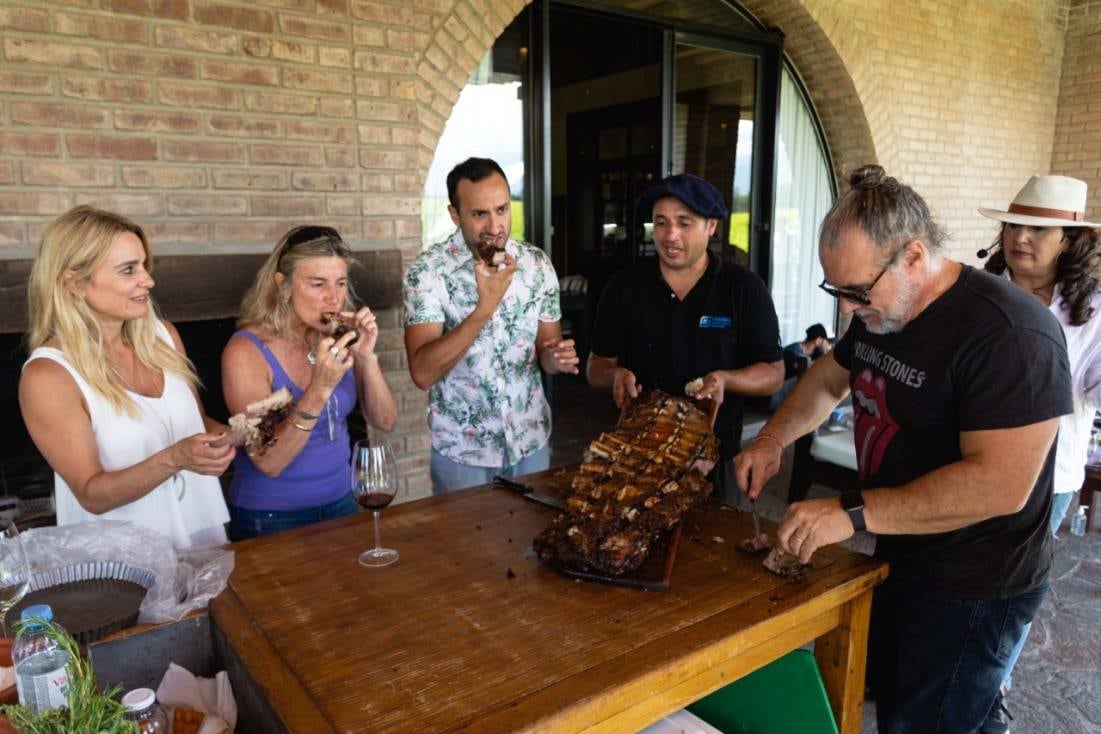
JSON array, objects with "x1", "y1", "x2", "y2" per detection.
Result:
[{"x1": 19, "y1": 206, "x2": 233, "y2": 549}]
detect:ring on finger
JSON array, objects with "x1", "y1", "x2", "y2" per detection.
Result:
[{"x1": 329, "y1": 345, "x2": 341, "y2": 357}]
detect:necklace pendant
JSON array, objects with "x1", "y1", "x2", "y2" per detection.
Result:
[{"x1": 307, "y1": 348, "x2": 317, "y2": 365}]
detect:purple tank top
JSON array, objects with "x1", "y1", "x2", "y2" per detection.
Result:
[{"x1": 228, "y1": 330, "x2": 356, "y2": 510}]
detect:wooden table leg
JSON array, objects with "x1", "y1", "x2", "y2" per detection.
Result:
[
  {"x1": 1081, "y1": 467, "x2": 1099, "y2": 532},
  {"x1": 814, "y1": 588, "x2": 873, "y2": 734}
]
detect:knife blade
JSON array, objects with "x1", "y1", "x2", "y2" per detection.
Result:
[
  {"x1": 750, "y1": 498, "x2": 762, "y2": 538},
  {"x1": 492, "y1": 475, "x2": 565, "y2": 509}
]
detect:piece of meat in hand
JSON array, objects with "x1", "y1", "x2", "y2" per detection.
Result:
[
  {"x1": 321, "y1": 312, "x2": 359, "y2": 346},
  {"x1": 474, "y1": 238, "x2": 506, "y2": 268},
  {"x1": 227, "y1": 387, "x2": 294, "y2": 456}
]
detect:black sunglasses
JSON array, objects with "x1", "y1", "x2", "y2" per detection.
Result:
[
  {"x1": 818, "y1": 267, "x2": 888, "y2": 306},
  {"x1": 277, "y1": 226, "x2": 343, "y2": 266},
  {"x1": 818, "y1": 245, "x2": 905, "y2": 306}
]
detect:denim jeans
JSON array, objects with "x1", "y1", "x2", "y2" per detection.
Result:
[
  {"x1": 430, "y1": 444, "x2": 551, "y2": 494},
  {"x1": 1049, "y1": 490, "x2": 1076, "y2": 536},
  {"x1": 867, "y1": 574, "x2": 1049, "y2": 734},
  {"x1": 228, "y1": 493, "x2": 359, "y2": 541}
]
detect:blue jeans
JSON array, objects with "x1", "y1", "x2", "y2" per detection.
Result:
[
  {"x1": 1049, "y1": 490, "x2": 1076, "y2": 536},
  {"x1": 1000, "y1": 491, "x2": 1075, "y2": 690},
  {"x1": 867, "y1": 574, "x2": 1048, "y2": 733},
  {"x1": 228, "y1": 493, "x2": 358, "y2": 541},
  {"x1": 430, "y1": 444, "x2": 551, "y2": 494}
]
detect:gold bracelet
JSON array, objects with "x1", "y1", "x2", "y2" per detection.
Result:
[
  {"x1": 295, "y1": 408, "x2": 320, "y2": 420},
  {"x1": 291, "y1": 421, "x2": 314, "y2": 432}
]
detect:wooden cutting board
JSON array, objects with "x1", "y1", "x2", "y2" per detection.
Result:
[
  {"x1": 523, "y1": 465, "x2": 688, "y2": 591},
  {"x1": 543, "y1": 524, "x2": 683, "y2": 591}
]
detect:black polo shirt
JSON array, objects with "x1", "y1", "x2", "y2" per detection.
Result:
[{"x1": 590, "y1": 252, "x2": 782, "y2": 460}]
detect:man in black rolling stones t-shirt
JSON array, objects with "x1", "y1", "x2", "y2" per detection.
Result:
[
  {"x1": 587, "y1": 173, "x2": 784, "y2": 502},
  {"x1": 734, "y1": 166, "x2": 1071, "y2": 734}
]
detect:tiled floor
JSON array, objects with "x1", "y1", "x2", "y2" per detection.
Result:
[{"x1": 547, "y1": 375, "x2": 1101, "y2": 734}]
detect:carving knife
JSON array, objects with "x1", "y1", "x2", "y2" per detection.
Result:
[
  {"x1": 492, "y1": 475, "x2": 565, "y2": 509},
  {"x1": 751, "y1": 498, "x2": 762, "y2": 538}
]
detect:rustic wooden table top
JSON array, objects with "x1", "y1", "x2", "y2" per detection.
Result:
[{"x1": 211, "y1": 466, "x2": 888, "y2": 733}]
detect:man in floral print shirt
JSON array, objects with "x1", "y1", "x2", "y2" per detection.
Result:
[{"x1": 403, "y1": 158, "x2": 579, "y2": 493}]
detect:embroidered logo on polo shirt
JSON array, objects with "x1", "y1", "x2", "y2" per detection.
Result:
[{"x1": 699, "y1": 315, "x2": 732, "y2": 329}]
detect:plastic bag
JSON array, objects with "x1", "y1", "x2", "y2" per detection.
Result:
[{"x1": 20, "y1": 520, "x2": 233, "y2": 623}]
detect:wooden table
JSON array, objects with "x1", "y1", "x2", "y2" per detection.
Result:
[{"x1": 211, "y1": 467, "x2": 888, "y2": 733}]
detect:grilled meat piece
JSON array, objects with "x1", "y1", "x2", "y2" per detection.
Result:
[
  {"x1": 227, "y1": 387, "x2": 294, "y2": 456},
  {"x1": 762, "y1": 547, "x2": 809, "y2": 577},
  {"x1": 321, "y1": 312, "x2": 359, "y2": 346},
  {"x1": 534, "y1": 390, "x2": 718, "y2": 576},
  {"x1": 737, "y1": 533, "x2": 772, "y2": 554}
]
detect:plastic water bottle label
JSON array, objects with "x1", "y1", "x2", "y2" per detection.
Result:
[{"x1": 14, "y1": 650, "x2": 70, "y2": 712}]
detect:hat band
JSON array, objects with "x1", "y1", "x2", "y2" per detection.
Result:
[{"x1": 1008, "y1": 203, "x2": 1083, "y2": 222}]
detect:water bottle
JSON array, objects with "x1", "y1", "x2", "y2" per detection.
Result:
[
  {"x1": 12, "y1": 604, "x2": 71, "y2": 713},
  {"x1": 1070, "y1": 505, "x2": 1087, "y2": 537},
  {"x1": 122, "y1": 688, "x2": 169, "y2": 733}
]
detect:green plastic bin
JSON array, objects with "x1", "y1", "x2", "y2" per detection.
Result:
[{"x1": 686, "y1": 649, "x2": 839, "y2": 734}]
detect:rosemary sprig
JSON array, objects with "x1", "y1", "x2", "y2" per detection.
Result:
[{"x1": 0, "y1": 616, "x2": 136, "y2": 733}]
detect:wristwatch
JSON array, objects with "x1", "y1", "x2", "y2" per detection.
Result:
[{"x1": 840, "y1": 491, "x2": 866, "y2": 532}]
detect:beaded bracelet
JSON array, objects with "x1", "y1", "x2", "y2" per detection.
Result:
[{"x1": 754, "y1": 431, "x2": 786, "y2": 452}]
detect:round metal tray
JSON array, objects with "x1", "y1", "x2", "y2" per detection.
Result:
[{"x1": 11, "y1": 562, "x2": 155, "y2": 645}]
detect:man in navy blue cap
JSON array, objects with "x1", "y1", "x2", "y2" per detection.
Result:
[{"x1": 586, "y1": 173, "x2": 784, "y2": 500}]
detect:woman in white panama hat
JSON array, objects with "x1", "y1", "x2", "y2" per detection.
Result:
[{"x1": 978, "y1": 174, "x2": 1101, "y2": 732}]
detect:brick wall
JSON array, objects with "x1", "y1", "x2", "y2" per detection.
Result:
[
  {"x1": 0, "y1": 0, "x2": 1095, "y2": 499},
  {"x1": 1052, "y1": 0, "x2": 1101, "y2": 218},
  {"x1": 744, "y1": 0, "x2": 1071, "y2": 261}
]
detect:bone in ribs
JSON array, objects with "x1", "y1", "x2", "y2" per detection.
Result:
[{"x1": 534, "y1": 390, "x2": 718, "y2": 575}]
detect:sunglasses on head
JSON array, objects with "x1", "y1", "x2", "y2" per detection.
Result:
[{"x1": 277, "y1": 225, "x2": 343, "y2": 265}]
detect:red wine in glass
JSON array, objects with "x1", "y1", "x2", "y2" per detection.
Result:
[
  {"x1": 355, "y1": 492, "x2": 394, "y2": 511},
  {"x1": 351, "y1": 440, "x2": 399, "y2": 567}
]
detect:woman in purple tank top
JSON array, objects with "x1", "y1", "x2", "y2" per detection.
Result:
[{"x1": 222, "y1": 226, "x2": 398, "y2": 540}]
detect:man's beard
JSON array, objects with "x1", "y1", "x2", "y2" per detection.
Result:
[{"x1": 860, "y1": 271, "x2": 920, "y2": 335}]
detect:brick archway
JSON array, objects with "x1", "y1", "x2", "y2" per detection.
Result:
[{"x1": 412, "y1": 0, "x2": 878, "y2": 196}]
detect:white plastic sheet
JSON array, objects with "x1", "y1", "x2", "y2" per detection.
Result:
[{"x1": 20, "y1": 520, "x2": 233, "y2": 623}]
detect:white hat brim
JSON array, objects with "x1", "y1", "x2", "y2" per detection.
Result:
[{"x1": 978, "y1": 207, "x2": 1101, "y2": 229}]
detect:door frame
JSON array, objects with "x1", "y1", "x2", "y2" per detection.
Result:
[{"x1": 527, "y1": 0, "x2": 784, "y2": 280}]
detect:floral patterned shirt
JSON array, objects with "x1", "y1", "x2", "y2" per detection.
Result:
[{"x1": 403, "y1": 230, "x2": 562, "y2": 467}]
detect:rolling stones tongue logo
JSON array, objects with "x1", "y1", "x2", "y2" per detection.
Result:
[{"x1": 852, "y1": 368, "x2": 900, "y2": 481}]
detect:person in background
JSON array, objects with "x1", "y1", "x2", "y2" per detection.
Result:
[
  {"x1": 20, "y1": 206, "x2": 232, "y2": 549},
  {"x1": 734, "y1": 165, "x2": 1071, "y2": 733},
  {"x1": 403, "y1": 157, "x2": 578, "y2": 493},
  {"x1": 587, "y1": 173, "x2": 784, "y2": 502},
  {"x1": 782, "y1": 323, "x2": 832, "y2": 380},
  {"x1": 978, "y1": 174, "x2": 1101, "y2": 732},
  {"x1": 222, "y1": 225, "x2": 397, "y2": 540},
  {"x1": 762, "y1": 323, "x2": 834, "y2": 410}
]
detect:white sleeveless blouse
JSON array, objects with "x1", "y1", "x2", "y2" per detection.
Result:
[{"x1": 24, "y1": 325, "x2": 230, "y2": 549}]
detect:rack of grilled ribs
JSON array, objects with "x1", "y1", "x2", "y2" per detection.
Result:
[{"x1": 534, "y1": 390, "x2": 718, "y2": 575}]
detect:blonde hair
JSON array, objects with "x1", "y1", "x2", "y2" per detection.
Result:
[
  {"x1": 237, "y1": 225, "x2": 358, "y2": 339},
  {"x1": 27, "y1": 205, "x2": 198, "y2": 416}
]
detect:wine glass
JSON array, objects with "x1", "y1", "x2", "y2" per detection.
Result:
[
  {"x1": 0, "y1": 520, "x2": 29, "y2": 637},
  {"x1": 351, "y1": 440, "x2": 399, "y2": 567}
]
